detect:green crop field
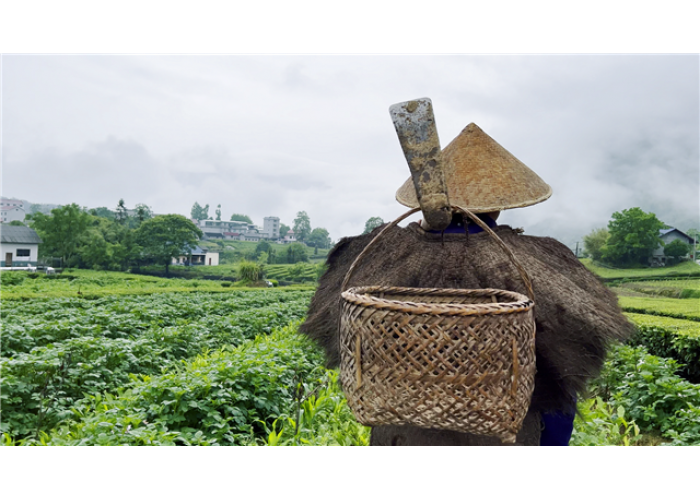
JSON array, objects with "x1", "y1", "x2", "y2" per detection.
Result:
[
  {"x1": 0, "y1": 269, "x2": 315, "y2": 301},
  {"x1": 1, "y1": 272, "x2": 369, "y2": 446},
  {"x1": 612, "y1": 279, "x2": 700, "y2": 299},
  {"x1": 4, "y1": 265, "x2": 699, "y2": 446},
  {"x1": 625, "y1": 312, "x2": 700, "y2": 336},
  {"x1": 137, "y1": 261, "x2": 325, "y2": 285},
  {"x1": 581, "y1": 258, "x2": 700, "y2": 280},
  {"x1": 618, "y1": 295, "x2": 700, "y2": 321}
]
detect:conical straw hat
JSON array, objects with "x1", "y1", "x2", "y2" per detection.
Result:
[{"x1": 396, "y1": 123, "x2": 552, "y2": 213}]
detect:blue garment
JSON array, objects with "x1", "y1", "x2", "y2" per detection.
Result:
[
  {"x1": 540, "y1": 409, "x2": 575, "y2": 446},
  {"x1": 427, "y1": 214, "x2": 497, "y2": 234}
]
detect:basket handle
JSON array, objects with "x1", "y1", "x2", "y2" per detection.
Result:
[
  {"x1": 453, "y1": 205, "x2": 535, "y2": 301},
  {"x1": 341, "y1": 207, "x2": 420, "y2": 293},
  {"x1": 340, "y1": 206, "x2": 535, "y2": 302}
]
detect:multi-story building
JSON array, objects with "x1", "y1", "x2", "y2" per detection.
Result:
[
  {"x1": 1, "y1": 198, "x2": 25, "y2": 211},
  {"x1": 1, "y1": 198, "x2": 27, "y2": 223},
  {"x1": 263, "y1": 216, "x2": 280, "y2": 240},
  {"x1": 195, "y1": 217, "x2": 281, "y2": 242}
]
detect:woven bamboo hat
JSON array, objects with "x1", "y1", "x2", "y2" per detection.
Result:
[{"x1": 396, "y1": 123, "x2": 552, "y2": 213}]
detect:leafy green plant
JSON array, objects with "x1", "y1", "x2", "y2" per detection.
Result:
[
  {"x1": 1, "y1": 288, "x2": 314, "y2": 441},
  {"x1": 626, "y1": 320, "x2": 700, "y2": 382},
  {"x1": 237, "y1": 261, "x2": 263, "y2": 282},
  {"x1": 571, "y1": 397, "x2": 641, "y2": 446},
  {"x1": 18, "y1": 322, "x2": 326, "y2": 446},
  {"x1": 254, "y1": 369, "x2": 370, "y2": 446},
  {"x1": 590, "y1": 343, "x2": 700, "y2": 445}
]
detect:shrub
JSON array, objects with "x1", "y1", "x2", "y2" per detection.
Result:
[
  {"x1": 238, "y1": 261, "x2": 263, "y2": 281},
  {"x1": 1, "y1": 272, "x2": 25, "y2": 286},
  {"x1": 592, "y1": 343, "x2": 700, "y2": 445}
]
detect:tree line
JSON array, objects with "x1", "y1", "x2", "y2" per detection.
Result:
[
  {"x1": 27, "y1": 200, "x2": 202, "y2": 274},
  {"x1": 583, "y1": 207, "x2": 698, "y2": 267},
  {"x1": 23, "y1": 200, "x2": 343, "y2": 274}
]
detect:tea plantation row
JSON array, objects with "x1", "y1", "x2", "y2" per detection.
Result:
[{"x1": 1, "y1": 289, "x2": 322, "y2": 442}]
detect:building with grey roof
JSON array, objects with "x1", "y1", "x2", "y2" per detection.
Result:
[{"x1": 1, "y1": 225, "x2": 43, "y2": 267}]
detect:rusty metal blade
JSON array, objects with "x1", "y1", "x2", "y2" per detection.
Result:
[{"x1": 389, "y1": 98, "x2": 451, "y2": 231}]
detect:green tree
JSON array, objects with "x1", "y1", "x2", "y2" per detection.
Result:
[
  {"x1": 255, "y1": 240, "x2": 271, "y2": 254},
  {"x1": 687, "y1": 229, "x2": 699, "y2": 259},
  {"x1": 134, "y1": 203, "x2": 153, "y2": 224},
  {"x1": 230, "y1": 213, "x2": 253, "y2": 224},
  {"x1": 191, "y1": 202, "x2": 209, "y2": 221},
  {"x1": 79, "y1": 216, "x2": 142, "y2": 271},
  {"x1": 664, "y1": 239, "x2": 691, "y2": 265},
  {"x1": 89, "y1": 207, "x2": 116, "y2": 220},
  {"x1": 112, "y1": 225, "x2": 142, "y2": 271},
  {"x1": 215, "y1": 204, "x2": 222, "y2": 221},
  {"x1": 601, "y1": 207, "x2": 665, "y2": 267},
  {"x1": 286, "y1": 242, "x2": 308, "y2": 263},
  {"x1": 279, "y1": 223, "x2": 290, "y2": 238},
  {"x1": 28, "y1": 203, "x2": 92, "y2": 267},
  {"x1": 115, "y1": 199, "x2": 129, "y2": 225},
  {"x1": 191, "y1": 202, "x2": 202, "y2": 220},
  {"x1": 136, "y1": 214, "x2": 203, "y2": 275},
  {"x1": 363, "y1": 216, "x2": 385, "y2": 234},
  {"x1": 583, "y1": 227, "x2": 609, "y2": 262},
  {"x1": 79, "y1": 228, "x2": 112, "y2": 270},
  {"x1": 8, "y1": 220, "x2": 25, "y2": 227},
  {"x1": 293, "y1": 211, "x2": 311, "y2": 243},
  {"x1": 307, "y1": 227, "x2": 331, "y2": 249}
]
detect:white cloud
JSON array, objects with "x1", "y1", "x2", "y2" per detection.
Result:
[{"x1": 3, "y1": 55, "x2": 698, "y2": 247}]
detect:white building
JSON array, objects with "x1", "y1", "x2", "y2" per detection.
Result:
[
  {"x1": 195, "y1": 217, "x2": 281, "y2": 242},
  {"x1": 263, "y1": 216, "x2": 280, "y2": 240},
  {"x1": 1, "y1": 225, "x2": 42, "y2": 267},
  {"x1": 1, "y1": 207, "x2": 26, "y2": 223},
  {"x1": 172, "y1": 245, "x2": 220, "y2": 266},
  {"x1": 1, "y1": 198, "x2": 26, "y2": 211},
  {"x1": 1, "y1": 197, "x2": 27, "y2": 223}
]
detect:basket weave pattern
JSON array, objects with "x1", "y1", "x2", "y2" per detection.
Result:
[{"x1": 340, "y1": 286, "x2": 536, "y2": 443}]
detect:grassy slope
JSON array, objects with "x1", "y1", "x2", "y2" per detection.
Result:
[
  {"x1": 618, "y1": 295, "x2": 700, "y2": 321},
  {"x1": 580, "y1": 258, "x2": 700, "y2": 280},
  {"x1": 625, "y1": 312, "x2": 700, "y2": 337}
]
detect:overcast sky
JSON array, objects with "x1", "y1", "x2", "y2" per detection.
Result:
[{"x1": 2, "y1": 54, "x2": 698, "y2": 248}]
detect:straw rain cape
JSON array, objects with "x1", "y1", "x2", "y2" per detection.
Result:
[{"x1": 300, "y1": 222, "x2": 634, "y2": 446}]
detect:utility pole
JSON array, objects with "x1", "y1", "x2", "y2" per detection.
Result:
[{"x1": 575, "y1": 241, "x2": 580, "y2": 258}]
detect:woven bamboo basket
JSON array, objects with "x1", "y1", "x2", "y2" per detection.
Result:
[{"x1": 339, "y1": 206, "x2": 536, "y2": 444}]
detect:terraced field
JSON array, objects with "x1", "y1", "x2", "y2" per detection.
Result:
[
  {"x1": 624, "y1": 312, "x2": 700, "y2": 335},
  {"x1": 581, "y1": 259, "x2": 700, "y2": 280},
  {"x1": 613, "y1": 279, "x2": 700, "y2": 299},
  {"x1": 617, "y1": 295, "x2": 700, "y2": 321}
]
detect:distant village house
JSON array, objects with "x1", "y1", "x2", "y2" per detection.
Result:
[
  {"x1": 172, "y1": 245, "x2": 220, "y2": 266},
  {"x1": 1, "y1": 226, "x2": 42, "y2": 267},
  {"x1": 193, "y1": 216, "x2": 281, "y2": 242},
  {"x1": 650, "y1": 227, "x2": 696, "y2": 266}
]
